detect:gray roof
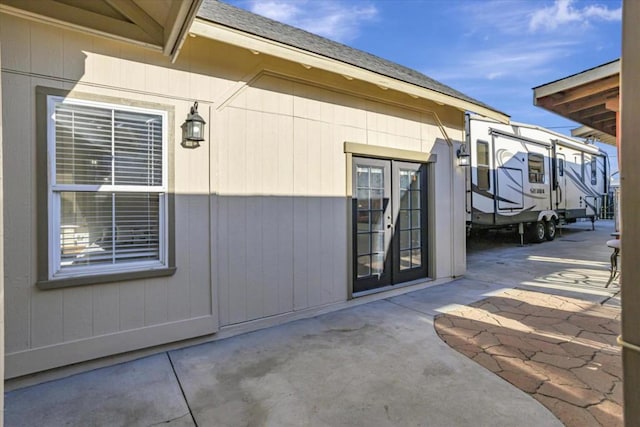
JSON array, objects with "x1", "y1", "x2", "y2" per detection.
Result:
[{"x1": 197, "y1": 1, "x2": 505, "y2": 116}]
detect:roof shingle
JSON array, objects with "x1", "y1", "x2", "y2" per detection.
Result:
[{"x1": 196, "y1": 1, "x2": 505, "y2": 117}]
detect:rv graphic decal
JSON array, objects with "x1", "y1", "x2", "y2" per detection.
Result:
[{"x1": 565, "y1": 167, "x2": 600, "y2": 198}]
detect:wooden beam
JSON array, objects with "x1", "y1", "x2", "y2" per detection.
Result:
[
  {"x1": 573, "y1": 104, "x2": 609, "y2": 120},
  {"x1": 554, "y1": 88, "x2": 619, "y2": 115},
  {"x1": 0, "y1": 0, "x2": 162, "y2": 49},
  {"x1": 104, "y1": 0, "x2": 164, "y2": 45},
  {"x1": 606, "y1": 96, "x2": 621, "y2": 112},
  {"x1": 550, "y1": 74, "x2": 620, "y2": 106},
  {"x1": 589, "y1": 114, "x2": 616, "y2": 125}
]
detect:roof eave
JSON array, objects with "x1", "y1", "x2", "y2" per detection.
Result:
[
  {"x1": 191, "y1": 18, "x2": 509, "y2": 123},
  {"x1": 533, "y1": 59, "x2": 620, "y2": 101}
]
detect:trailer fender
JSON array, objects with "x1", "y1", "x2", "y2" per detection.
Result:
[{"x1": 537, "y1": 210, "x2": 558, "y2": 223}]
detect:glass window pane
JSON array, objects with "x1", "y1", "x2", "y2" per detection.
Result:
[
  {"x1": 356, "y1": 188, "x2": 370, "y2": 210},
  {"x1": 399, "y1": 210, "x2": 409, "y2": 230},
  {"x1": 357, "y1": 255, "x2": 371, "y2": 278},
  {"x1": 400, "y1": 230, "x2": 410, "y2": 250},
  {"x1": 357, "y1": 167, "x2": 369, "y2": 187},
  {"x1": 371, "y1": 211, "x2": 384, "y2": 231},
  {"x1": 411, "y1": 210, "x2": 421, "y2": 229},
  {"x1": 55, "y1": 104, "x2": 113, "y2": 185},
  {"x1": 400, "y1": 250, "x2": 411, "y2": 270},
  {"x1": 114, "y1": 111, "x2": 163, "y2": 186},
  {"x1": 114, "y1": 193, "x2": 160, "y2": 262},
  {"x1": 357, "y1": 211, "x2": 370, "y2": 232},
  {"x1": 370, "y1": 189, "x2": 384, "y2": 210},
  {"x1": 400, "y1": 189, "x2": 409, "y2": 209},
  {"x1": 371, "y1": 254, "x2": 384, "y2": 276},
  {"x1": 411, "y1": 191, "x2": 421, "y2": 209},
  {"x1": 60, "y1": 192, "x2": 114, "y2": 267},
  {"x1": 357, "y1": 233, "x2": 370, "y2": 255},
  {"x1": 371, "y1": 233, "x2": 384, "y2": 253},
  {"x1": 477, "y1": 141, "x2": 489, "y2": 166},
  {"x1": 400, "y1": 170, "x2": 410, "y2": 190},
  {"x1": 410, "y1": 171, "x2": 420, "y2": 190},
  {"x1": 411, "y1": 249, "x2": 422, "y2": 268},
  {"x1": 411, "y1": 229, "x2": 421, "y2": 248},
  {"x1": 528, "y1": 153, "x2": 545, "y2": 183},
  {"x1": 370, "y1": 168, "x2": 383, "y2": 189}
]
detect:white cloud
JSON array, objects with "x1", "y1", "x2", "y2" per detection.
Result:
[
  {"x1": 529, "y1": 0, "x2": 621, "y2": 32},
  {"x1": 244, "y1": 0, "x2": 378, "y2": 42},
  {"x1": 429, "y1": 40, "x2": 579, "y2": 82}
]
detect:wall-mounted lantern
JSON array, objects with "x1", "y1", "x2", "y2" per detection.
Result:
[
  {"x1": 456, "y1": 145, "x2": 470, "y2": 166},
  {"x1": 181, "y1": 101, "x2": 206, "y2": 149}
]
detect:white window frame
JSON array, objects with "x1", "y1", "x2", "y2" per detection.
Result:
[{"x1": 46, "y1": 95, "x2": 169, "y2": 280}]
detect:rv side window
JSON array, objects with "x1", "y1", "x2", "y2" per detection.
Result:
[
  {"x1": 558, "y1": 159, "x2": 564, "y2": 176},
  {"x1": 528, "y1": 153, "x2": 545, "y2": 183},
  {"x1": 591, "y1": 158, "x2": 597, "y2": 185},
  {"x1": 477, "y1": 140, "x2": 490, "y2": 190}
]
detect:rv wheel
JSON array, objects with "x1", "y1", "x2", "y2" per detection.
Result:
[
  {"x1": 545, "y1": 220, "x2": 556, "y2": 241},
  {"x1": 529, "y1": 221, "x2": 546, "y2": 243}
]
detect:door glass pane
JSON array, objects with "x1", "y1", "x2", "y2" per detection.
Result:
[
  {"x1": 411, "y1": 249, "x2": 422, "y2": 268},
  {"x1": 357, "y1": 234, "x2": 370, "y2": 255},
  {"x1": 371, "y1": 168, "x2": 384, "y2": 188},
  {"x1": 411, "y1": 210, "x2": 421, "y2": 229},
  {"x1": 411, "y1": 229, "x2": 421, "y2": 247},
  {"x1": 400, "y1": 189, "x2": 409, "y2": 209},
  {"x1": 372, "y1": 233, "x2": 384, "y2": 252},
  {"x1": 356, "y1": 189, "x2": 370, "y2": 209},
  {"x1": 357, "y1": 167, "x2": 369, "y2": 187},
  {"x1": 371, "y1": 211, "x2": 384, "y2": 231},
  {"x1": 371, "y1": 254, "x2": 384, "y2": 276},
  {"x1": 357, "y1": 255, "x2": 371, "y2": 278},
  {"x1": 399, "y1": 210, "x2": 409, "y2": 230},
  {"x1": 357, "y1": 211, "x2": 370, "y2": 232},
  {"x1": 400, "y1": 230, "x2": 410, "y2": 250},
  {"x1": 409, "y1": 171, "x2": 420, "y2": 190},
  {"x1": 411, "y1": 191, "x2": 421, "y2": 208},
  {"x1": 400, "y1": 170, "x2": 410, "y2": 190},
  {"x1": 400, "y1": 249, "x2": 411, "y2": 270},
  {"x1": 370, "y1": 189, "x2": 384, "y2": 209}
]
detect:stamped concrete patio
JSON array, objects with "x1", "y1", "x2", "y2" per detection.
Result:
[
  {"x1": 4, "y1": 221, "x2": 620, "y2": 426},
  {"x1": 434, "y1": 220, "x2": 622, "y2": 426}
]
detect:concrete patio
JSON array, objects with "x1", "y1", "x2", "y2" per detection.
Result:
[{"x1": 4, "y1": 220, "x2": 619, "y2": 426}]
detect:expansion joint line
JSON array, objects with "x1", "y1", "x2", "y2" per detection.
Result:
[{"x1": 167, "y1": 353, "x2": 199, "y2": 427}]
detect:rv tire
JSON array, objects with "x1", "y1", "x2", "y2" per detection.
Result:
[
  {"x1": 545, "y1": 220, "x2": 556, "y2": 241},
  {"x1": 529, "y1": 221, "x2": 546, "y2": 243}
]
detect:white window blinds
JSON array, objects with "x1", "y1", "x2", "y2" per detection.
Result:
[{"x1": 49, "y1": 97, "x2": 167, "y2": 278}]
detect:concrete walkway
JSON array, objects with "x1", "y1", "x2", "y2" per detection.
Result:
[{"x1": 5, "y1": 221, "x2": 618, "y2": 426}]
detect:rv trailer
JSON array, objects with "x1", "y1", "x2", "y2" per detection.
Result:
[{"x1": 466, "y1": 115, "x2": 608, "y2": 243}]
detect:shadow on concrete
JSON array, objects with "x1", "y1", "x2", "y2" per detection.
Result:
[{"x1": 434, "y1": 288, "x2": 622, "y2": 427}]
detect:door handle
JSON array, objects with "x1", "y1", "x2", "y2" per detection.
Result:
[{"x1": 387, "y1": 215, "x2": 393, "y2": 229}]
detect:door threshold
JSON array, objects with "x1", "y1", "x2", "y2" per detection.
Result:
[{"x1": 353, "y1": 277, "x2": 433, "y2": 298}]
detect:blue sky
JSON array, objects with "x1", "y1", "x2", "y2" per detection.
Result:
[{"x1": 226, "y1": 0, "x2": 621, "y2": 162}]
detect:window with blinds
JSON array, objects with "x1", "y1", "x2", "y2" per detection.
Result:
[{"x1": 48, "y1": 96, "x2": 168, "y2": 279}]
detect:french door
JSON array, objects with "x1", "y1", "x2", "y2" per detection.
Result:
[{"x1": 352, "y1": 157, "x2": 428, "y2": 293}]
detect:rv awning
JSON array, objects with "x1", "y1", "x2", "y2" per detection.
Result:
[
  {"x1": 533, "y1": 59, "x2": 620, "y2": 139},
  {"x1": 0, "y1": 0, "x2": 202, "y2": 61}
]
